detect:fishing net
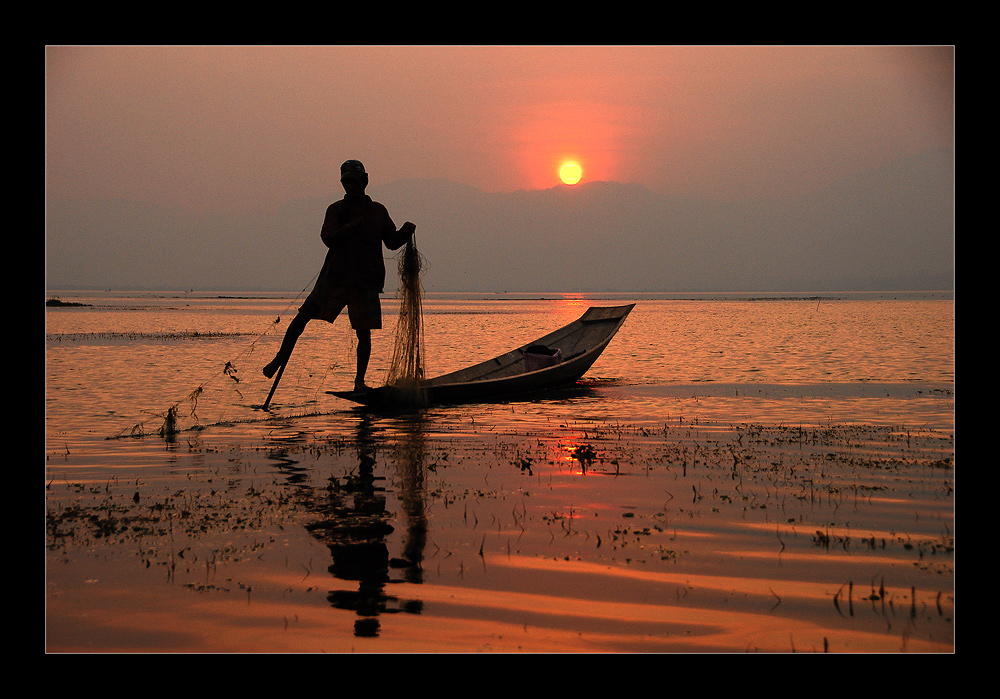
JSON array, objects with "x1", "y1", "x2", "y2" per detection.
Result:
[{"x1": 383, "y1": 236, "x2": 426, "y2": 399}]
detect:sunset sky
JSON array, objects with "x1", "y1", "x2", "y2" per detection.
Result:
[{"x1": 46, "y1": 45, "x2": 953, "y2": 212}]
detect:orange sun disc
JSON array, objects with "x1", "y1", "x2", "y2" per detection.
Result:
[{"x1": 559, "y1": 162, "x2": 582, "y2": 185}]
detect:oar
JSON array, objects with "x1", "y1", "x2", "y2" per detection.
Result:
[{"x1": 261, "y1": 362, "x2": 286, "y2": 411}]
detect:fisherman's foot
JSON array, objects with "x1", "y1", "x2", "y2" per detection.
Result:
[
  {"x1": 263, "y1": 359, "x2": 283, "y2": 379},
  {"x1": 354, "y1": 381, "x2": 371, "y2": 392}
]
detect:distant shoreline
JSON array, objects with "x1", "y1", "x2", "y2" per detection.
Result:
[
  {"x1": 45, "y1": 298, "x2": 92, "y2": 308},
  {"x1": 44, "y1": 289, "x2": 956, "y2": 303}
]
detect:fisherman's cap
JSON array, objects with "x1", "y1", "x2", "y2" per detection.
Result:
[{"x1": 340, "y1": 160, "x2": 367, "y2": 180}]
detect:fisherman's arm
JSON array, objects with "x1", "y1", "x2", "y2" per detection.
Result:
[{"x1": 383, "y1": 220, "x2": 416, "y2": 251}]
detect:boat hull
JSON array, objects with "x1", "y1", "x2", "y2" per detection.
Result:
[{"x1": 330, "y1": 303, "x2": 634, "y2": 407}]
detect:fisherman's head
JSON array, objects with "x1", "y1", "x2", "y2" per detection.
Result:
[{"x1": 340, "y1": 159, "x2": 368, "y2": 193}]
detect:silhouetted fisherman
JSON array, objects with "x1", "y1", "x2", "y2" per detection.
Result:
[{"x1": 264, "y1": 160, "x2": 416, "y2": 391}]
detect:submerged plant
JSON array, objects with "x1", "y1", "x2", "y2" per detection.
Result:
[{"x1": 158, "y1": 405, "x2": 179, "y2": 438}]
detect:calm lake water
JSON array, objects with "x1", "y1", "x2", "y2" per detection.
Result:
[
  {"x1": 45, "y1": 290, "x2": 954, "y2": 442},
  {"x1": 44, "y1": 290, "x2": 955, "y2": 652}
]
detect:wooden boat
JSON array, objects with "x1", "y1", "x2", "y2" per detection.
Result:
[{"x1": 329, "y1": 303, "x2": 635, "y2": 407}]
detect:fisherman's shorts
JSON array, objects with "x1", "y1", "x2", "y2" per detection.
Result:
[{"x1": 301, "y1": 285, "x2": 382, "y2": 330}]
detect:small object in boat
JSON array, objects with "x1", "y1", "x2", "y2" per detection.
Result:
[{"x1": 524, "y1": 344, "x2": 562, "y2": 372}]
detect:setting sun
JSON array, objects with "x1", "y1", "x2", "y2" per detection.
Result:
[{"x1": 559, "y1": 161, "x2": 583, "y2": 185}]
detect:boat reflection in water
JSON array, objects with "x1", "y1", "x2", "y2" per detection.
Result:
[{"x1": 303, "y1": 414, "x2": 426, "y2": 637}]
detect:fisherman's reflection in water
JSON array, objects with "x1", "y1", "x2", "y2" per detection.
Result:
[{"x1": 305, "y1": 414, "x2": 426, "y2": 637}]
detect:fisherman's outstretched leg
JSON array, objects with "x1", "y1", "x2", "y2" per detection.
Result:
[{"x1": 263, "y1": 312, "x2": 310, "y2": 378}]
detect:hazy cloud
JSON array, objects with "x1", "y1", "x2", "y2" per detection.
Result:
[{"x1": 45, "y1": 45, "x2": 954, "y2": 293}]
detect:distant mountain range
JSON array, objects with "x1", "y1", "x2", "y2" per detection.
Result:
[{"x1": 46, "y1": 147, "x2": 954, "y2": 293}]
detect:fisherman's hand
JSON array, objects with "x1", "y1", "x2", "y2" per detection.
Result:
[{"x1": 401, "y1": 221, "x2": 416, "y2": 236}]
